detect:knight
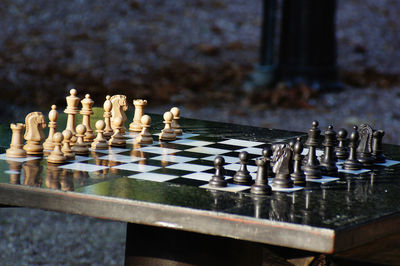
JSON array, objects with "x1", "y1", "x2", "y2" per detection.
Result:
[
  {"x1": 357, "y1": 124, "x2": 374, "y2": 167},
  {"x1": 272, "y1": 144, "x2": 294, "y2": 188},
  {"x1": 110, "y1": 95, "x2": 128, "y2": 134},
  {"x1": 23, "y1": 111, "x2": 46, "y2": 155}
]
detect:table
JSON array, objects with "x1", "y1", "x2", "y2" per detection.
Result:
[{"x1": 0, "y1": 109, "x2": 400, "y2": 265}]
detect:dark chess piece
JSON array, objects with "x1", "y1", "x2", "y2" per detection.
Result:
[
  {"x1": 304, "y1": 121, "x2": 322, "y2": 179},
  {"x1": 372, "y1": 130, "x2": 386, "y2": 163},
  {"x1": 233, "y1": 151, "x2": 253, "y2": 185},
  {"x1": 343, "y1": 126, "x2": 362, "y2": 170},
  {"x1": 262, "y1": 147, "x2": 274, "y2": 177},
  {"x1": 335, "y1": 128, "x2": 349, "y2": 160},
  {"x1": 209, "y1": 156, "x2": 227, "y2": 188},
  {"x1": 291, "y1": 137, "x2": 306, "y2": 185},
  {"x1": 320, "y1": 126, "x2": 338, "y2": 176},
  {"x1": 251, "y1": 158, "x2": 272, "y2": 195},
  {"x1": 357, "y1": 124, "x2": 374, "y2": 167},
  {"x1": 272, "y1": 145, "x2": 294, "y2": 188}
]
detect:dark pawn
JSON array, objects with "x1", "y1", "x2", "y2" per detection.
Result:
[
  {"x1": 335, "y1": 128, "x2": 349, "y2": 160},
  {"x1": 262, "y1": 147, "x2": 274, "y2": 177},
  {"x1": 320, "y1": 126, "x2": 338, "y2": 176},
  {"x1": 343, "y1": 126, "x2": 362, "y2": 170},
  {"x1": 233, "y1": 151, "x2": 253, "y2": 185},
  {"x1": 372, "y1": 130, "x2": 386, "y2": 163},
  {"x1": 209, "y1": 156, "x2": 227, "y2": 188},
  {"x1": 291, "y1": 137, "x2": 306, "y2": 185},
  {"x1": 251, "y1": 158, "x2": 272, "y2": 195},
  {"x1": 304, "y1": 121, "x2": 322, "y2": 179}
]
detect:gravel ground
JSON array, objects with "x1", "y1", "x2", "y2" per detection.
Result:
[{"x1": 1, "y1": 0, "x2": 400, "y2": 265}]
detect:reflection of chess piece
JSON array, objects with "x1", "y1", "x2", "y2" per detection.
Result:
[
  {"x1": 61, "y1": 129, "x2": 75, "y2": 160},
  {"x1": 159, "y1": 111, "x2": 176, "y2": 141},
  {"x1": 72, "y1": 124, "x2": 89, "y2": 155},
  {"x1": 170, "y1": 107, "x2": 183, "y2": 136},
  {"x1": 23, "y1": 111, "x2": 46, "y2": 155},
  {"x1": 60, "y1": 169, "x2": 74, "y2": 191},
  {"x1": 64, "y1": 89, "x2": 80, "y2": 145},
  {"x1": 80, "y1": 94, "x2": 95, "y2": 143},
  {"x1": 209, "y1": 156, "x2": 227, "y2": 188},
  {"x1": 103, "y1": 95, "x2": 113, "y2": 140},
  {"x1": 6, "y1": 160, "x2": 22, "y2": 184},
  {"x1": 109, "y1": 117, "x2": 126, "y2": 147},
  {"x1": 252, "y1": 195, "x2": 269, "y2": 219},
  {"x1": 23, "y1": 158, "x2": 42, "y2": 187},
  {"x1": 6, "y1": 123, "x2": 26, "y2": 158},
  {"x1": 130, "y1": 99, "x2": 147, "y2": 132},
  {"x1": 136, "y1": 115, "x2": 153, "y2": 144},
  {"x1": 43, "y1": 105, "x2": 58, "y2": 151},
  {"x1": 46, "y1": 163, "x2": 61, "y2": 190},
  {"x1": 270, "y1": 192, "x2": 291, "y2": 222},
  {"x1": 47, "y1": 132, "x2": 67, "y2": 164},
  {"x1": 91, "y1": 120, "x2": 109, "y2": 150}
]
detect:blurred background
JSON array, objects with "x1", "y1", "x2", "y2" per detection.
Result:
[{"x1": 1, "y1": 0, "x2": 400, "y2": 264}]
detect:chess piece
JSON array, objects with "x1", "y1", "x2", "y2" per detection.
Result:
[
  {"x1": 159, "y1": 111, "x2": 176, "y2": 141},
  {"x1": 251, "y1": 158, "x2": 272, "y2": 195},
  {"x1": 335, "y1": 128, "x2": 349, "y2": 160},
  {"x1": 233, "y1": 151, "x2": 253, "y2": 185},
  {"x1": 209, "y1": 156, "x2": 227, "y2": 188},
  {"x1": 43, "y1": 105, "x2": 58, "y2": 151},
  {"x1": 6, "y1": 160, "x2": 22, "y2": 184},
  {"x1": 136, "y1": 115, "x2": 153, "y2": 144},
  {"x1": 46, "y1": 163, "x2": 61, "y2": 189},
  {"x1": 47, "y1": 132, "x2": 67, "y2": 164},
  {"x1": 60, "y1": 169, "x2": 74, "y2": 191},
  {"x1": 23, "y1": 158, "x2": 42, "y2": 186},
  {"x1": 91, "y1": 120, "x2": 109, "y2": 150},
  {"x1": 130, "y1": 99, "x2": 147, "y2": 132},
  {"x1": 64, "y1": 89, "x2": 80, "y2": 144},
  {"x1": 320, "y1": 126, "x2": 338, "y2": 176},
  {"x1": 80, "y1": 94, "x2": 95, "y2": 143},
  {"x1": 23, "y1": 111, "x2": 46, "y2": 155},
  {"x1": 372, "y1": 130, "x2": 386, "y2": 163},
  {"x1": 262, "y1": 147, "x2": 274, "y2": 177},
  {"x1": 291, "y1": 137, "x2": 306, "y2": 185},
  {"x1": 109, "y1": 117, "x2": 126, "y2": 147},
  {"x1": 303, "y1": 121, "x2": 322, "y2": 179},
  {"x1": 170, "y1": 107, "x2": 183, "y2": 136},
  {"x1": 103, "y1": 95, "x2": 113, "y2": 140},
  {"x1": 272, "y1": 145, "x2": 294, "y2": 188},
  {"x1": 110, "y1": 95, "x2": 128, "y2": 134},
  {"x1": 357, "y1": 124, "x2": 374, "y2": 167},
  {"x1": 6, "y1": 123, "x2": 26, "y2": 158},
  {"x1": 72, "y1": 124, "x2": 89, "y2": 155},
  {"x1": 343, "y1": 126, "x2": 362, "y2": 170},
  {"x1": 61, "y1": 129, "x2": 75, "y2": 160}
]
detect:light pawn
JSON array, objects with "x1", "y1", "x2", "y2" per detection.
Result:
[
  {"x1": 43, "y1": 105, "x2": 58, "y2": 151},
  {"x1": 47, "y1": 132, "x2": 67, "y2": 164},
  {"x1": 92, "y1": 120, "x2": 109, "y2": 150},
  {"x1": 159, "y1": 111, "x2": 176, "y2": 141},
  {"x1": 136, "y1": 115, "x2": 153, "y2": 144}
]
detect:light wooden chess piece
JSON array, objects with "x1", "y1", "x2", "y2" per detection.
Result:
[
  {"x1": 23, "y1": 111, "x2": 46, "y2": 155},
  {"x1": 130, "y1": 99, "x2": 147, "y2": 132},
  {"x1": 170, "y1": 107, "x2": 183, "y2": 136},
  {"x1": 81, "y1": 94, "x2": 95, "y2": 143},
  {"x1": 72, "y1": 124, "x2": 89, "y2": 155},
  {"x1": 64, "y1": 89, "x2": 80, "y2": 144},
  {"x1": 159, "y1": 111, "x2": 176, "y2": 141},
  {"x1": 103, "y1": 95, "x2": 113, "y2": 140},
  {"x1": 61, "y1": 129, "x2": 75, "y2": 160},
  {"x1": 136, "y1": 115, "x2": 153, "y2": 144},
  {"x1": 110, "y1": 95, "x2": 128, "y2": 134},
  {"x1": 47, "y1": 132, "x2": 67, "y2": 164},
  {"x1": 6, "y1": 123, "x2": 26, "y2": 158},
  {"x1": 109, "y1": 117, "x2": 126, "y2": 147},
  {"x1": 43, "y1": 105, "x2": 58, "y2": 151},
  {"x1": 92, "y1": 120, "x2": 109, "y2": 150}
]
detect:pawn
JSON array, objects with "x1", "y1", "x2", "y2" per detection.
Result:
[
  {"x1": 209, "y1": 156, "x2": 227, "y2": 188},
  {"x1": 61, "y1": 129, "x2": 75, "y2": 160},
  {"x1": 291, "y1": 138, "x2": 306, "y2": 185},
  {"x1": 43, "y1": 105, "x2": 58, "y2": 151},
  {"x1": 109, "y1": 117, "x2": 126, "y2": 147},
  {"x1": 251, "y1": 158, "x2": 272, "y2": 195},
  {"x1": 91, "y1": 120, "x2": 109, "y2": 150},
  {"x1": 372, "y1": 130, "x2": 386, "y2": 163},
  {"x1": 159, "y1": 111, "x2": 176, "y2": 141},
  {"x1": 72, "y1": 124, "x2": 89, "y2": 155},
  {"x1": 233, "y1": 151, "x2": 253, "y2": 185},
  {"x1": 6, "y1": 123, "x2": 27, "y2": 158},
  {"x1": 170, "y1": 107, "x2": 183, "y2": 136},
  {"x1": 343, "y1": 126, "x2": 362, "y2": 170},
  {"x1": 136, "y1": 115, "x2": 153, "y2": 144},
  {"x1": 320, "y1": 126, "x2": 338, "y2": 176},
  {"x1": 335, "y1": 128, "x2": 349, "y2": 160},
  {"x1": 262, "y1": 147, "x2": 274, "y2": 177},
  {"x1": 47, "y1": 132, "x2": 67, "y2": 164},
  {"x1": 103, "y1": 95, "x2": 113, "y2": 140}
]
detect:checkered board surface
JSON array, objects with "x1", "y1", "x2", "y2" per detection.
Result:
[{"x1": 1, "y1": 132, "x2": 400, "y2": 193}]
